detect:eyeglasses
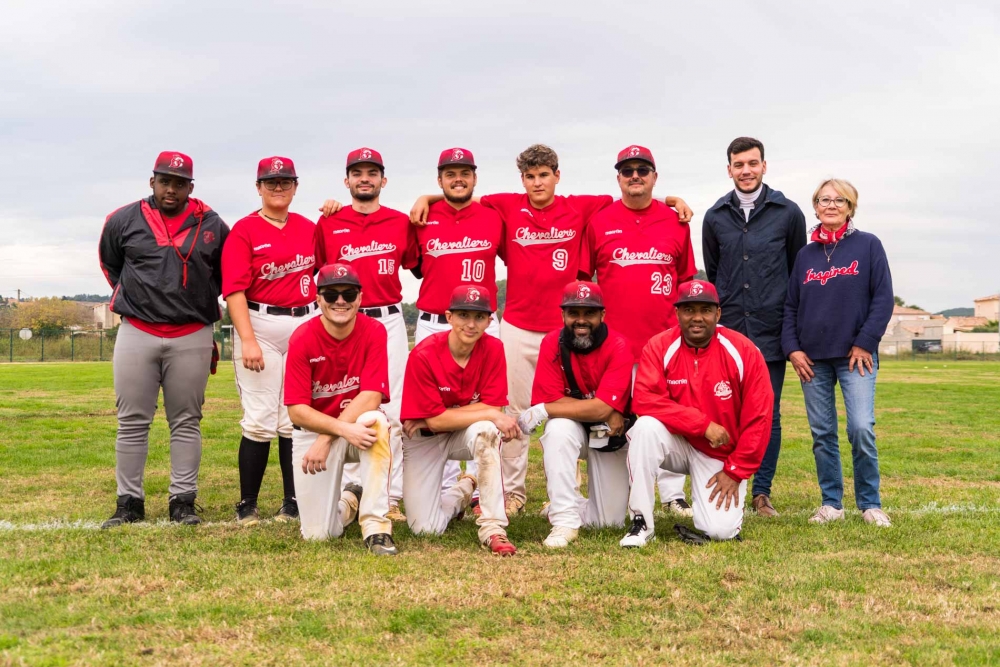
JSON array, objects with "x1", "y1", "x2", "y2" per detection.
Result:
[
  {"x1": 319, "y1": 288, "x2": 359, "y2": 304},
  {"x1": 619, "y1": 167, "x2": 653, "y2": 178},
  {"x1": 261, "y1": 179, "x2": 297, "y2": 191},
  {"x1": 816, "y1": 197, "x2": 849, "y2": 208}
]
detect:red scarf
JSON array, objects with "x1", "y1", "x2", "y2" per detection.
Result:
[
  {"x1": 140, "y1": 198, "x2": 211, "y2": 288},
  {"x1": 811, "y1": 219, "x2": 853, "y2": 245}
]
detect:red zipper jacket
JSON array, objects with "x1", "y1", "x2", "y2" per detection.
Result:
[{"x1": 632, "y1": 326, "x2": 773, "y2": 480}]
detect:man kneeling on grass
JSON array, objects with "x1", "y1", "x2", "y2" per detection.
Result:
[
  {"x1": 284, "y1": 263, "x2": 398, "y2": 556},
  {"x1": 621, "y1": 280, "x2": 773, "y2": 547},
  {"x1": 400, "y1": 285, "x2": 521, "y2": 556}
]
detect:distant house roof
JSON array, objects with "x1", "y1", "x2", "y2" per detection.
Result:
[
  {"x1": 946, "y1": 316, "x2": 991, "y2": 332},
  {"x1": 893, "y1": 306, "x2": 931, "y2": 315},
  {"x1": 974, "y1": 294, "x2": 999, "y2": 302}
]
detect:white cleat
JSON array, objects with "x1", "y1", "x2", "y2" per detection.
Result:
[
  {"x1": 543, "y1": 526, "x2": 579, "y2": 549},
  {"x1": 808, "y1": 505, "x2": 845, "y2": 524},
  {"x1": 619, "y1": 514, "x2": 655, "y2": 548}
]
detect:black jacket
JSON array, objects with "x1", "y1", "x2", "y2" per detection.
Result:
[
  {"x1": 99, "y1": 196, "x2": 229, "y2": 325},
  {"x1": 702, "y1": 185, "x2": 806, "y2": 362}
]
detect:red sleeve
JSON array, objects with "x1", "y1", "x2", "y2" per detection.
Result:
[
  {"x1": 578, "y1": 219, "x2": 597, "y2": 278},
  {"x1": 632, "y1": 337, "x2": 711, "y2": 439},
  {"x1": 531, "y1": 333, "x2": 567, "y2": 405},
  {"x1": 722, "y1": 343, "x2": 775, "y2": 480},
  {"x1": 566, "y1": 194, "x2": 613, "y2": 224},
  {"x1": 400, "y1": 349, "x2": 446, "y2": 420},
  {"x1": 478, "y1": 338, "x2": 509, "y2": 407},
  {"x1": 359, "y1": 319, "x2": 390, "y2": 403},
  {"x1": 314, "y1": 218, "x2": 328, "y2": 268},
  {"x1": 677, "y1": 219, "x2": 697, "y2": 282},
  {"x1": 401, "y1": 222, "x2": 420, "y2": 270},
  {"x1": 221, "y1": 222, "x2": 253, "y2": 298},
  {"x1": 283, "y1": 325, "x2": 314, "y2": 407},
  {"x1": 479, "y1": 193, "x2": 521, "y2": 217},
  {"x1": 593, "y1": 334, "x2": 633, "y2": 414}
]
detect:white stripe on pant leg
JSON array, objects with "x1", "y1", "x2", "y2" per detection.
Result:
[
  {"x1": 687, "y1": 442, "x2": 747, "y2": 540},
  {"x1": 402, "y1": 432, "x2": 453, "y2": 535},
  {"x1": 541, "y1": 418, "x2": 588, "y2": 530},
  {"x1": 355, "y1": 410, "x2": 392, "y2": 539},
  {"x1": 292, "y1": 429, "x2": 347, "y2": 540},
  {"x1": 458, "y1": 421, "x2": 507, "y2": 543},
  {"x1": 581, "y1": 442, "x2": 631, "y2": 529}
]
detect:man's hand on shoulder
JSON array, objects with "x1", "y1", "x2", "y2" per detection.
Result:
[{"x1": 318, "y1": 199, "x2": 343, "y2": 217}]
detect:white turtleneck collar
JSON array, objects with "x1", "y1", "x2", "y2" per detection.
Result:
[{"x1": 735, "y1": 184, "x2": 763, "y2": 222}]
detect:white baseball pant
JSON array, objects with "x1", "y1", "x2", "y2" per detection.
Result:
[
  {"x1": 291, "y1": 411, "x2": 392, "y2": 540},
  {"x1": 233, "y1": 305, "x2": 318, "y2": 441},
  {"x1": 628, "y1": 363, "x2": 686, "y2": 504},
  {"x1": 402, "y1": 420, "x2": 508, "y2": 544},
  {"x1": 498, "y1": 319, "x2": 544, "y2": 505},
  {"x1": 342, "y1": 305, "x2": 405, "y2": 504},
  {"x1": 414, "y1": 310, "x2": 501, "y2": 494},
  {"x1": 540, "y1": 418, "x2": 630, "y2": 529},
  {"x1": 626, "y1": 416, "x2": 746, "y2": 540}
]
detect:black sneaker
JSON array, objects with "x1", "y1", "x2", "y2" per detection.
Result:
[
  {"x1": 168, "y1": 493, "x2": 203, "y2": 526},
  {"x1": 235, "y1": 499, "x2": 260, "y2": 526},
  {"x1": 274, "y1": 498, "x2": 299, "y2": 523},
  {"x1": 101, "y1": 495, "x2": 145, "y2": 529},
  {"x1": 364, "y1": 533, "x2": 399, "y2": 556}
]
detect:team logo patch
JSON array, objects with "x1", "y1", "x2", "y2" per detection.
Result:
[
  {"x1": 577, "y1": 285, "x2": 591, "y2": 300},
  {"x1": 689, "y1": 282, "x2": 703, "y2": 296},
  {"x1": 452, "y1": 149, "x2": 464, "y2": 161},
  {"x1": 466, "y1": 287, "x2": 481, "y2": 302},
  {"x1": 627, "y1": 146, "x2": 641, "y2": 158},
  {"x1": 335, "y1": 265, "x2": 348, "y2": 277},
  {"x1": 169, "y1": 155, "x2": 184, "y2": 169},
  {"x1": 714, "y1": 380, "x2": 733, "y2": 401},
  {"x1": 360, "y1": 148, "x2": 372, "y2": 160},
  {"x1": 203, "y1": 231, "x2": 215, "y2": 244},
  {"x1": 270, "y1": 158, "x2": 284, "y2": 174}
]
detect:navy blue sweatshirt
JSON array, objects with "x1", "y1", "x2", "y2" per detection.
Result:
[{"x1": 782, "y1": 230, "x2": 893, "y2": 360}]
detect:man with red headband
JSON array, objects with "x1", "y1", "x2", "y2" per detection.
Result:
[{"x1": 99, "y1": 151, "x2": 229, "y2": 528}]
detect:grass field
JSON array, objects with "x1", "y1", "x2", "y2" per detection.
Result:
[{"x1": 1, "y1": 362, "x2": 999, "y2": 666}]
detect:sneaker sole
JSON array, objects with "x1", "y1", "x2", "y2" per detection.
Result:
[
  {"x1": 621, "y1": 536, "x2": 656, "y2": 549},
  {"x1": 272, "y1": 515, "x2": 298, "y2": 524},
  {"x1": 237, "y1": 518, "x2": 260, "y2": 527}
]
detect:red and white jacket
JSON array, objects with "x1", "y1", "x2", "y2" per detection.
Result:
[{"x1": 632, "y1": 326, "x2": 773, "y2": 481}]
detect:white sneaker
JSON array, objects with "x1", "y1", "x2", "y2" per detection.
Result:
[
  {"x1": 543, "y1": 526, "x2": 579, "y2": 549},
  {"x1": 663, "y1": 498, "x2": 694, "y2": 518},
  {"x1": 862, "y1": 508, "x2": 892, "y2": 527},
  {"x1": 620, "y1": 514, "x2": 655, "y2": 548},
  {"x1": 808, "y1": 505, "x2": 845, "y2": 524}
]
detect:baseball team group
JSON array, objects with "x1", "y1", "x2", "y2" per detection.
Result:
[{"x1": 96, "y1": 137, "x2": 895, "y2": 556}]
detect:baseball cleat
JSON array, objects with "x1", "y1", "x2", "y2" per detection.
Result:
[
  {"x1": 504, "y1": 493, "x2": 525, "y2": 517},
  {"x1": 662, "y1": 498, "x2": 694, "y2": 518},
  {"x1": 274, "y1": 498, "x2": 299, "y2": 523},
  {"x1": 483, "y1": 534, "x2": 517, "y2": 557},
  {"x1": 169, "y1": 493, "x2": 203, "y2": 526},
  {"x1": 862, "y1": 508, "x2": 892, "y2": 527},
  {"x1": 751, "y1": 494, "x2": 779, "y2": 517},
  {"x1": 543, "y1": 526, "x2": 578, "y2": 549},
  {"x1": 341, "y1": 484, "x2": 363, "y2": 526},
  {"x1": 386, "y1": 502, "x2": 407, "y2": 522},
  {"x1": 235, "y1": 499, "x2": 260, "y2": 527},
  {"x1": 620, "y1": 514, "x2": 655, "y2": 548},
  {"x1": 101, "y1": 495, "x2": 145, "y2": 529},
  {"x1": 470, "y1": 498, "x2": 482, "y2": 517},
  {"x1": 364, "y1": 533, "x2": 399, "y2": 556},
  {"x1": 674, "y1": 524, "x2": 711, "y2": 545},
  {"x1": 808, "y1": 505, "x2": 845, "y2": 524}
]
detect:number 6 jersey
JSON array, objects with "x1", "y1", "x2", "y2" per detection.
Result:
[
  {"x1": 222, "y1": 212, "x2": 317, "y2": 307},
  {"x1": 580, "y1": 200, "x2": 697, "y2": 361}
]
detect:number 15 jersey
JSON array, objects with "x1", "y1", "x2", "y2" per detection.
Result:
[{"x1": 580, "y1": 200, "x2": 697, "y2": 361}]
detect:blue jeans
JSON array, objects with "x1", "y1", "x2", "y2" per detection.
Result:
[
  {"x1": 751, "y1": 360, "x2": 786, "y2": 498},
  {"x1": 800, "y1": 356, "x2": 882, "y2": 510}
]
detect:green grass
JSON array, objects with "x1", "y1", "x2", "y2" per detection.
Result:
[{"x1": 1, "y1": 362, "x2": 999, "y2": 666}]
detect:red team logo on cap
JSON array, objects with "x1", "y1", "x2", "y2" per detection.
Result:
[
  {"x1": 170, "y1": 155, "x2": 185, "y2": 169},
  {"x1": 577, "y1": 284, "x2": 591, "y2": 300},
  {"x1": 360, "y1": 148, "x2": 372, "y2": 160},
  {"x1": 466, "y1": 287, "x2": 481, "y2": 302},
  {"x1": 335, "y1": 265, "x2": 349, "y2": 278},
  {"x1": 270, "y1": 158, "x2": 284, "y2": 174},
  {"x1": 452, "y1": 149, "x2": 465, "y2": 162},
  {"x1": 689, "y1": 282, "x2": 704, "y2": 296},
  {"x1": 627, "y1": 146, "x2": 641, "y2": 158}
]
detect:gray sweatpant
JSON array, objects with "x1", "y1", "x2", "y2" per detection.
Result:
[{"x1": 113, "y1": 319, "x2": 214, "y2": 499}]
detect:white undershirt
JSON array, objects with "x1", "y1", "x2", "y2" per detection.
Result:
[{"x1": 736, "y1": 185, "x2": 762, "y2": 222}]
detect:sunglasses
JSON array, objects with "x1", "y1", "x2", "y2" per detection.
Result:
[
  {"x1": 619, "y1": 167, "x2": 653, "y2": 178},
  {"x1": 319, "y1": 288, "x2": 359, "y2": 304}
]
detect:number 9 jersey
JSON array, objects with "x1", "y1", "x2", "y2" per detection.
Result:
[
  {"x1": 414, "y1": 200, "x2": 503, "y2": 314},
  {"x1": 579, "y1": 200, "x2": 697, "y2": 361}
]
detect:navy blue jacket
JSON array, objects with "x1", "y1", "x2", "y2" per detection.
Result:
[
  {"x1": 782, "y1": 230, "x2": 893, "y2": 360},
  {"x1": 99, "y1": 196, "x2": 229, "y2": 325},
  {"x1": 702, "y1": 185, "x2": 806, "y2": 362}
]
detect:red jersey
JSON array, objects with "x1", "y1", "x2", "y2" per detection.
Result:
[
  {"x1": 632, "y1": 326, "x2": 773, "y2": 481},
  {"x1": 415, "y1": 200, "x2": 503, "y2": 313},
  {"x1": 283, "y1": 314, "x2": 389, "y2": 418},
  {"x1": 482, "y1": 193, "x2": 612, "y2": 332},
  {"x1": 222, "y1": 212, "x2": 317, "y2": 307},
  {"x1": 531, "y1": 326, "x2": 633, "y2": 414},
  {"x1": 580, "y1": 200, "x2": 697, "y2": 360},
  {"x1": 400, "y1": 331, "x2": 508, "y2": 422},
  {"x1": 314, "y1": 205, "x2": 419, "y2": 307}
]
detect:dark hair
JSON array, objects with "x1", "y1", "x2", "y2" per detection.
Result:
[
  {"x1": 727, "y1": 137, "x2": 765, "y2": 163},
  {"x1": 516, "y1": 144, "x2": 559, "y2": 173}
]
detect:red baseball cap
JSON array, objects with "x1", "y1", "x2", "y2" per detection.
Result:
[
  {"x1": 257, "y1": 156, "x2": 297, "y2": 181},
  {"x1": 153, "y1": 151, "x2": 194, "y2": 180},
  {"x1": 438, "y1": 147, "x2": 476, "y2": 170},
  {"x1": 560, "y1": 281, "x2": 604, "y2": 309},
  {"x1": 346, "y1": 147, "x2": 384, "y2": 170},
  {"x1": 675, "y1": 280, "x2": 719, "y2": 306},
  {"x1": 614, "y1": 145, "x2": 656, "y2": 170},
  {"x1": 316, "y1": 262, "x2": 362, "y2": 289},
  {"x1": 447, "y1": 284, "x2": 492, "y2": 313}
]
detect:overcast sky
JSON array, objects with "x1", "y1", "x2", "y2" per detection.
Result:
[{"x1": 1, "y1": 1, "x2": 996, "y2": 312}]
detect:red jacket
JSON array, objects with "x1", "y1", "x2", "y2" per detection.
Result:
[{"x1": 632, "y1": 326, "x2": 773, "y2": 481}]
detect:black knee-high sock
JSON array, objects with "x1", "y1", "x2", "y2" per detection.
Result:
[
  {"x1": 238, "y1": 436, "x2": 271, "y2": 502},
  {"x1": 278, "y1": 436, "x2": 296, "y2": 500}
]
